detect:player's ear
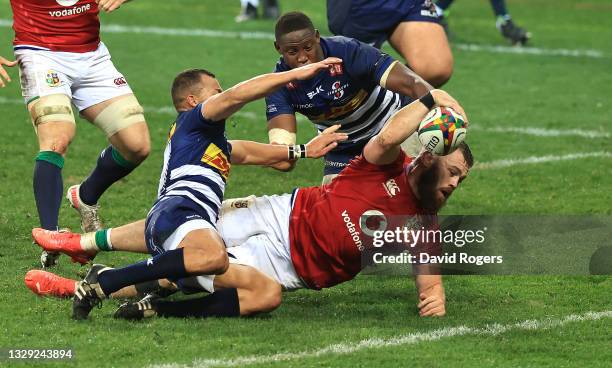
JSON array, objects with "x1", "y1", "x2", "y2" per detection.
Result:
[
  {"x1": 314, "y1": 29, "x2": 320, "y2": 42},
  {"x1": 274, "y1": 41, "x2": 281, "y2": 54},
  {"x1": 419, "y1": 150, "x2": 435, "y2": 168}
]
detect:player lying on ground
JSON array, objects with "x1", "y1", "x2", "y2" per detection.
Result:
[
  {"x1": 7, "y1": 0, "x2": 151, "y2": 267},
  {"x1": 265, "y1": 12, "x2": 466, "y2": 183},
  {"x1": 45, "y1": 58, "x2": 346, "y2": 320},
  {"x1": 31, "y1": 89, "x2": 472, "y2": 319}
]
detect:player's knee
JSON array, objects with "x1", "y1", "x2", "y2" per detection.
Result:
[
  {"x1": 410, "y1": 60, "x2": 453, "y2": 88},
  {"x1": 118, "y1": 138, "x2": 150, "y2": 164},
  {"x1": 40, "y1": 134, "x2": 72, "y2": 155},
  {"x1": 209, "y1": 248, "x2": 229, "y2": 274},
  {"x1": 261, "y1": 283, "x2": 282, "y2": 311}
]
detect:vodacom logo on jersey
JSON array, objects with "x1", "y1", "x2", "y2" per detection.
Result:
[{"x1": 50, "y1": 0, "x2": 92, "y2": 17}]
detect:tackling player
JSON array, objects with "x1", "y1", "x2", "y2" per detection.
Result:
[
  {"x1": 265, "y1": 12, "x2": 464, "y2": 184},
  {"x1": 326, "y1": 0, "x2": 453, "y2": 87},
  {"x1": 58, "y1": 59, "x2": 347, "y2": 320},
  {"x1": 31, "y1": 90, "x2": 472, "y2": 319},
  {"x1": 8, "y1": 0, "x2": 151, "y2": 267}
]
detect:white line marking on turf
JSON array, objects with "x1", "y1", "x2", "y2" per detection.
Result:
[
  {"x1": 148, "y1": 311, "x2": 612, "y2": 368},
  {"x1": 474, "y1": 151, "x2": 612, "y2": 170},
  {"x1": 0, "y1": 19, "x2": 605, "y2": 59},
  {"x1": 473, "y1": 125, "x2": 610, "y2": 139}
]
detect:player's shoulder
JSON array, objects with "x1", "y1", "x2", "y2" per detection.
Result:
[
  {"x1": 321, "y1": 35, "x2": 363, "y2": 54},
  {"x1": 273, "y1": 57, "x2": 290, "y2": 73}
]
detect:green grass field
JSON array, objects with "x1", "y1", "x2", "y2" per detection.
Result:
[{"x1": 0, "y1": 0, "x2": 610, "y2": 366}]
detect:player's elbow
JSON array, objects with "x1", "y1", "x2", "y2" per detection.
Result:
[{"x1": 270, "y1": 160, "x2": 296, "y2": 172}]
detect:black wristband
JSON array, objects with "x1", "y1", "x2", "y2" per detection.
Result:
[{"x1": 419, "y1": 92, "x2": 435, "y2": 110}]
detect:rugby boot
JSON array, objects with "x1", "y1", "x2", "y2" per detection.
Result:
[
  {"x1": 235, "y1": 2, "x2": 258, "y2": 23},
  {"x1": 25, "y1": 270, "x2": 76, "y2": 298},
  {"x1": 72, "y1": 264, "x2": 112, "y2": 320},
  {"x1": 32, "y1": 228, "x2": 95, "y2": 265},
  {"x1": 114, "y1": 294, "x2": 159, "y2": 320},
  {"x1": 497, "y1": 17, "x2": 531, "y2": 46},
  {"x1": 66, "y1": 184, "x2": 103, "y2": 232}
]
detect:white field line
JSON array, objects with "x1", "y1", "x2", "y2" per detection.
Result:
[
  {"x1": 474, "y1": 151, "x2": 612, "y2": 170},
  {"x1": 472, "y1": 125, "x2": 610, "y2": 139},
  {"x1": 148, "y1": 310, "x2": 612, "y2": 368},
  {"x1": 0, "y1": 19, "x2": 605, "y2": 59}
]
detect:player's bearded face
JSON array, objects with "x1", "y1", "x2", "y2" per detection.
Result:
[
  {"x1": 417, "y1": 152, "x2": 469, "y2": 212},
  {"x1": 276, "y1": 29, "x2": 323, "y2": 69},
  {"x1": 416, "y1": 159, "x2": 443, "y2": 213}
]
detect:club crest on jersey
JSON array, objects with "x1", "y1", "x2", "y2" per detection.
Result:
[
  {"x1": 383, "y1": 179, "x2": 400, "y2": 197},
  {"x1": 45, "y1": 70, "x2": 61, "y2": 87},
  {"x1": 329, "y1": 64, "x2": 343, "y2": 77},
  {"x1": 201, "y1": 143, "x2": 231, "y2": 180},
  {"x1": 329, "y1": 81, "x2": 348, "y2": 100},
  {"x1": 286, "y1": 82, "x2": 297, "y2": 90}
]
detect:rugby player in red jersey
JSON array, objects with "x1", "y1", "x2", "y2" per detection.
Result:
[
  {"x1": 30, "y1": 89, "x2": 472, "y2": 319},
  {"x1": 8, "y1": 0, "x2": 150, "y2": 267}
]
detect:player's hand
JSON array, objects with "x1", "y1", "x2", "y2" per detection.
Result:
[
  {"x1": 0, "y1": 56, "x2": 17, "y2": 88},
  {"x1": 305, "y1": 124, "x2": 348, "y2": 158},
  {"x1": 96, "y1": 0, "x2": 128, "y2": 13},
  {"x1": 417, "y1": 283, "x2": 446, "y2": 317},
  {"x1": 293, "y1": 57, "x2": 343, "y2": 81},
  {"x1": 430, "y1": 89, "x2": 468, "y2": 124}
]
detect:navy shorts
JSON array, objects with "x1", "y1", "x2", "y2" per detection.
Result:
[
  {"x1": 323, "y1": 141, "x2": 368, "y2": 176},
  {"x1": 327, "y1": 0, "x2": 440, "y2": 48},
  {"x1": 145, "y1": 196, "x2": 216, "y2": 257}
]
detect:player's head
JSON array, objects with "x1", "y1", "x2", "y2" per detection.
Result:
[
  {"x1": 274, "y1": 12, "x2": 324, "y2": 69},
  {"x1": 171, "y1": 69, "x2": 222, "y2": 111},
  {"x1": 412, "y1": 142, "x2": 473, "y2": 213}
]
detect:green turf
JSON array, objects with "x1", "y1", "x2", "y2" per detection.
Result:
[{"x1": 0, "y1": 0, "x2": 610, "y2": 367}]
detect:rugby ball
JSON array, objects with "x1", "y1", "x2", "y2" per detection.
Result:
[{"x1": 417, "y1": 107, "x2": 467, "y2": 155}]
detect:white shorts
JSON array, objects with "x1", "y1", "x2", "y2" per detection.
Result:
[
  {"x1": 190, "y1": 193, "x2": 306, "y2": 293},
  {"x1": 15, "y1": 42, "x2": 133, "y2": 111}
]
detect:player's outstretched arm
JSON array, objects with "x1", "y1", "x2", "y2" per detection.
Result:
[
  {"x1": 266, "y1": 114, "x2": 299, "y2": 171},
  {"x1": 230, "y1": 125, "x2": 347, "y2": 166},
  {"x1": 96, "y1": 0, "x2": 132, "y2": 13},
  {"x1": 203, "y1": 57, "x2": 342, "y2": 122},
  {"x1": 363, "y1": 89, "x2": 467, "y2": 165},
  {"x1": 383, "y1": 62, "x2": 434, "y2": 99},
  {"x1": 0, "y1": 56, "x2": 17, "y2": 88}
]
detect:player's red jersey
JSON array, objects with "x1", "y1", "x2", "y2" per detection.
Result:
[
  {"x1": 11, "y1": 0, "x2": 100, "y2": 53},
  {"x1": 289, "y1": 151, "x2": 433, "y2": 290}
]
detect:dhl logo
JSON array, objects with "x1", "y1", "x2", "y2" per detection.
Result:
[
  {"x1": 309, "y1": 89, "x2": 368, "y2": 123},
  {"x1": 201, "y1": 143, "x2": 231, "y2": 180}
]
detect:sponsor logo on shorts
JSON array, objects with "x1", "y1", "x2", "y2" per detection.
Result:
[
  {"x1": 49, "y1": 3, "x2": 91, "y2": 17},
  {"x1": 45, "y1": 70, "x2": 61, "y2": 87},
  {"x1": 342, "y1": 209, "x2": 363, "y2": 251},
  {"x1": 421, "y1": 0, "x2": 438, "y2": 18},
  {"x1": 113, "y1": 77, "x2": 127, "y2": 87},
  {"x1": 382, "y1": 179, "x2": 400, "y2": 197},
  {"x1": 267, "y1": 104, "x2": 277, "y2": 113}
]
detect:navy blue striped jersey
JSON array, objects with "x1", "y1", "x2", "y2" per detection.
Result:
[
  {"x1": 265, "y1": 36, "x2": 409, "y2": 147},
  {"x1": 156, "y1": 103, "x2": 232, "y2": 226}
]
